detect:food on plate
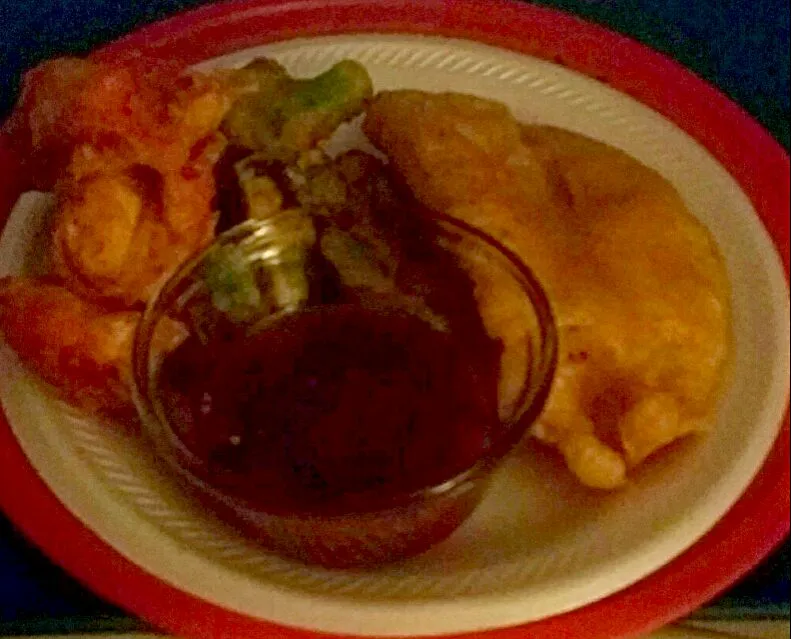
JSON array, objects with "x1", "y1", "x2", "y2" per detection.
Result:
[
  {"x1": 0, "y1": 56, "x2": 373, "y2": 416},
  {"x1": 0, "y1": 57, "x2": 730, "y2": 492},
  {"x1": 221, "y1": 58, "x2": 373, "y2": 160},
  {"x1": 9, "y1": 57, "x2": 236, "y2": 304},
  {"x1": 0, "y1": 277, "x2": 183, "y2": 419},
  {"x1": 213, "y1": 57, "x2": 375, "y2": 233},
  {"x1": 364, "y1": 90, "x2": 731, "y2": 488}
]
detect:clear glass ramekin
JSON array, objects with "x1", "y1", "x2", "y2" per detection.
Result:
[{"x1": 132, "y1": 210, "x2": 556, "y2": 568}]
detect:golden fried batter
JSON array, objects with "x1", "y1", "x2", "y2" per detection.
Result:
[
  {"x1": 0, "y1": 277, "x2": 185, "y2": 419},
  {"x1": 0, "y1": 277, "x2": 140, "y2": 418},
  {"x1": 1, "y1": 57, "x2": 378, "y2": 419},
  {"x1": 364, "y1": 90, "x2": 730, "y2": 488},
  {"x1": 13, "y1": 57, "x2": 235, "y2": 304}
]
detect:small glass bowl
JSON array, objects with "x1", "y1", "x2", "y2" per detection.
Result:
[{"x1": 132, "y1": 210, "x2": 556, "y2": 568}]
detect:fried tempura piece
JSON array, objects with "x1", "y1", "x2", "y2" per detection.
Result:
[
  {"x1": 0, "y1": 277, "x2": 184, "y2": 419},
  {"x1": 50, "y1": 140, "x2": 222, "y2": 304},
  {"x1": 365, "y1": 90, "x2": 730, "y2": 489},
  {"x1": 0, "y1": 277, "x2": 139, "y2": 418},
  {"x1": 1, "y1": 57, "x2": 376, "y2": 419},
  {"x1": 10, "y1": 57, "x2": 236, "y2": 304},
  {"x1": 11, "y1": 57, "x2": 233, "y2": 187}
]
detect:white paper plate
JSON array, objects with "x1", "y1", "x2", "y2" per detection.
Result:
[{"x1": 0, "y1": 34, "x2": 788, "y2": 637}]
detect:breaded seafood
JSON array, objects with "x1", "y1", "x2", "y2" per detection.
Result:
[{"x1": 365, "y1": 90, "x2": 730, "y2": 488}]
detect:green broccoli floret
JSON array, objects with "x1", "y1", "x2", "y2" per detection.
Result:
[
  {"x1": 281, "y1": 60, "x2": 373, "y2": 118},
  {"x1": 222, "y1": 59, "x2": 373, "y2": 160}
]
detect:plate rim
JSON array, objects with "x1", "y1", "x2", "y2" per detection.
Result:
[{"x1": 0, "y1": 1, "x2": 788, "y2": 638}]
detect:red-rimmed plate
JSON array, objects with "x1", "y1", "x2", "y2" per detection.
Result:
[{"x1": 0, "y1": 2, "x2": 789, "y2": 638}]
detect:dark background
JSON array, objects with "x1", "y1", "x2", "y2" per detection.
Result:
[{"x1": 0, "y1": 0, "x2": 788, "y2": 634}]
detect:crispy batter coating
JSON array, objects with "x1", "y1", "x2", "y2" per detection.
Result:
[
  {"x1": 12, "y1": 57, "x2": 235, "y2": 304},
  {"x1": 0, "y1": 57, "x2": 234, "y2": 413},
  {"x1": 50, "y1": 139, "x2": 222, "y2": 304},
  {"x1": 0, "y1": 277, "x2": 185, "y2": 419},
  {"x1": 0, "y1": 57, "x2": 379, "y2": 418},
  {"x1": 0, "y1": 277, "x2": 139, "y2": 418},
  {"x1": 364, "y1": 90, "x2": 731, "y2": 488},
  {"x1": 12, "y1": 57, "x2": 232, "y2": 186}
]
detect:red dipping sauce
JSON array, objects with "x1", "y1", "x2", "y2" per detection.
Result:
[{"x1": 158, "y1": 303, "x2": 500, "y2": 515}]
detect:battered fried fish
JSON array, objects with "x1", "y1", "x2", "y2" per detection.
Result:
[{"x1": 364, "y1": 90, "x2": 730, "y2": 488}]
